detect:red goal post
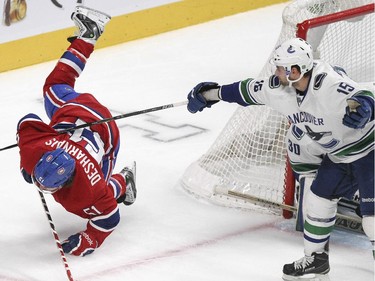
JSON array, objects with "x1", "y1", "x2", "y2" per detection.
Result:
[
  {"x1": 180, "y1": 0, "x2": 374, "y2": 219},
  {"x1": 297, "y1": 3, "x2": 375, "y2": 39}
]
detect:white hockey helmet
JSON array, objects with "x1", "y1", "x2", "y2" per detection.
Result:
[{"x1": 271, "y1": 38, "x2": 313, "y2": 84}]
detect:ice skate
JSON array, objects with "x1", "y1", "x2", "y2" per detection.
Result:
[
  {"x1": 282, "y1": 252, "x2": 330, "y2": 281},
  {"x1": 117, "y1": 162, "x2": 137, "y2": 206},
  {"x1": 69, "y1": 5, "x2": 111, "y2": 44}
]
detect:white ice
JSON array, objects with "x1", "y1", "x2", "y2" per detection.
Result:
[{"x1": 0, "y1": 3, "x2": 373, "y2": 281}]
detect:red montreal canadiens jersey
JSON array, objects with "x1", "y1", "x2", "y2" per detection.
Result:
[{"x1": 17, "y1": 94, "x2": 123, "y2": 224}]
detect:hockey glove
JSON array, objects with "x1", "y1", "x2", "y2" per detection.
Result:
[
  {"x1": 343, "y1": 96, "x2": 373, "y2": 129},
  {"x1": 62, "y1": 231, "x2": 98, "y2": 257},
  {"x1": 187, "y1": 82, "x2": 220, "y2": 113}
]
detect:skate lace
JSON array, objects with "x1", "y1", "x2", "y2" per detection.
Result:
[{"x1": 294, "y1": 255, "x2": 314, "y2": 270}]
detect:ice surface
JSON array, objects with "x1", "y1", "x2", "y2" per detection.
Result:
[{"x1": 0, "y1": 3, "x2": 372, "y2": 281}]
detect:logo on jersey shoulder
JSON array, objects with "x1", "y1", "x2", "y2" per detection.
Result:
[
  {"x1": 269, "y1": 75, "x2": 281, "y2": 89},
  {"x1": 287, "y1": 45, "x2": 295, "y2": 53},
  {"x1": 313, "y1": 73, "x2": 327, "y2": 90}
]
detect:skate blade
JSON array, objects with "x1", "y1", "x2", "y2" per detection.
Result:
[
  {"x1": 131, "y1": 161, "x2": 136, "y2": 184},
  {"x1": 282, "y1": 273, "x2": 331, "y2": 281},
  {"x1": 75, "y1": 5, "x2": 111, "y2": 24}
]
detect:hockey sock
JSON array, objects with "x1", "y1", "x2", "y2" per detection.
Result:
[{"x1": 303, "y1": 191, "x2": 337, "y2": 256}]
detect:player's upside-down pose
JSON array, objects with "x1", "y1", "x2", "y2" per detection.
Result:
[{"x1": 17, "y1": 6, "x2": 137, "y2": 257}]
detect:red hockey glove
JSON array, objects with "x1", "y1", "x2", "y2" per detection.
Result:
[{"x1": 62, "y1": 231, "x2": 98, "y2": 257}]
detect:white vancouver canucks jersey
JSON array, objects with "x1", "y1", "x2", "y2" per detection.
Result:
[{"x1": 221, "y1": 60, "x2": 374, "y2": 164}]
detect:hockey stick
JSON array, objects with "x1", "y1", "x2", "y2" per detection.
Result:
[
  {"x1": 50, "y1": 0, "x2": 83, "y2": 9},
  {"x1": 50, "y1": 0, "x2": 63, "y2": 8},
  {"x1": 0, "y1": 101, "x2": 188, "y2": 152},
  {"x1": 227, "y1": 190, "x2": 364, "y2": 234},
  {"x1": 38, "y1": 190, "x2": 75, "y2": 281}
]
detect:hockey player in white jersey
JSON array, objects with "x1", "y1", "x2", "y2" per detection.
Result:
[{"x1": 186, "y1": 38, "x2": 374, "y2": 280}]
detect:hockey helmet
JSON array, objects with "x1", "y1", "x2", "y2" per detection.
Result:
[
  {"x1": 33, "y1": 148, "x2": 75, "y2": 193},
  {"x1": 271, "y1": 38, "x2": 313, "y2": 84}
]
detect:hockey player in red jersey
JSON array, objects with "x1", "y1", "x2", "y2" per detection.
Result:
[{"x1": 16, "y1": 6, "x2": 137, "y2": 257}]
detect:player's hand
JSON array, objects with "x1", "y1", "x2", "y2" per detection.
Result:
[
  {"x1": 62, "y1": 231, "x2": 98, "y2": 257},
  {"x1": 187, "y1": 82, "x2": 220, "y2": 113},
  {"x1": 343, "y1": 97, "x2": 373, "y2": 129}
]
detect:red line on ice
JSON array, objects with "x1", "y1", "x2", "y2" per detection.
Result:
[{"x1": 80, "y1": 220, "x2": 277, "y2": 280}]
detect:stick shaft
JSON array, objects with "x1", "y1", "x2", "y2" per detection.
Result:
[
  {"x1": 228, "y1": 190, "x2": 364, "y2": 231},
  {"x1": 0, "y1": 143, "x2": 18, "y2": 151},
  {"x1": 70, "y1": 101, "x2": 187, "y2": 131},
  {"x1": 39, "y1": 191, "x2": 75, "y2": 281},
  {"x1": 0, "y1": 101, "x2": 187, "y2": 151}
]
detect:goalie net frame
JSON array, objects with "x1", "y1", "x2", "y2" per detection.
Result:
[{"x1": 180, "y1": 0, "x2": 374, "y2": 218}]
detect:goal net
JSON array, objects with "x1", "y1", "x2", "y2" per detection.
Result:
[{"x1": 180, "y1": 0, "x2": 375, "y2": 218}]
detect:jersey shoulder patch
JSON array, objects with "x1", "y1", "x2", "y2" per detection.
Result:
[
  {"x1": 313, "y1": 73, "x2": 327, "y2": 90},
  {"x1": 269, "y1": 75, "x2": 281, "y2": 89}
]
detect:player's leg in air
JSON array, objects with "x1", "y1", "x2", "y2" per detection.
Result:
[
  {"x1": 45, "y1": 6, "x2": 137, "y2": 206},
  {"x1": 42, "y1": 6, "x2": 111, "y2": 121}
]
